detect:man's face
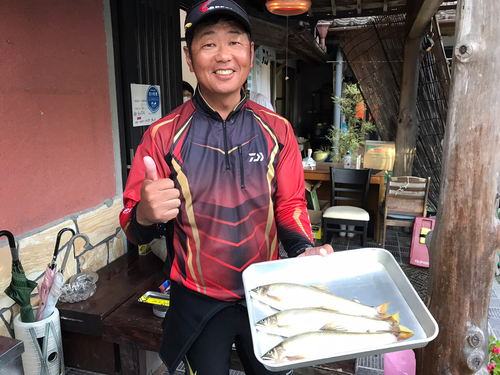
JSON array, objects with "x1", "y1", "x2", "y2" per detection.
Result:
[{"x1": 184, "y1": 20, "x2": 254, "y2": 102}]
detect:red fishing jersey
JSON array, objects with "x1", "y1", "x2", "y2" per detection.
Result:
[{"x1": 120, "y1": 90, "x2": 314, "y2": 301}]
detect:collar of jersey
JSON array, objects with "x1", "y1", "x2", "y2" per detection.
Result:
[{"x1": 192, "y1": 85, "x2": 247, "y2": 122}]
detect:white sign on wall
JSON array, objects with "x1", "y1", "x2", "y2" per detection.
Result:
[
  {"x1": 248, "y1": 46, "x2": 275, "y2": 94},
  {"x1": 130, "y1": 84, "x2": 161, "y2": 127}
]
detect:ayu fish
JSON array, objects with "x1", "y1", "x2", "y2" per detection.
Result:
[
  {"x1": 262, "y1": 329, "x2": 414, "y2": 363},
  {"x1": 256, "y1": 308, "x2": 401, "y2": 337},
  {"x1": 250, "y1": 283, "x2": 390, "y2": 319}
]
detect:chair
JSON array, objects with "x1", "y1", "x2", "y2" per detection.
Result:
[
  {"x1": 381, "y1": 176, "x2": 431, "y2": 248},
  {"x1": 322, "y1": 167, "x2": 372, "y2": 247}
]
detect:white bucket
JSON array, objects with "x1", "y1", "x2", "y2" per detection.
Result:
[{"x1": 13, "y1": 307, "x2": 64, "y2": 375}]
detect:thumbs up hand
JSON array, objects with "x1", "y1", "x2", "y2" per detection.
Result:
[{"x1": 136, "y1": 156, "x2": 181, "y2": 226}]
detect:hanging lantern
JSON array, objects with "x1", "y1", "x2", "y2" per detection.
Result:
[{"x1": 266, "y1": 0, "x2": 312, "y2": 16}]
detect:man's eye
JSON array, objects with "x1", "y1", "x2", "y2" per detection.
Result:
[
  {"x1": 230, "y1": 41, "x2": 240, "y2": 45},
  {"x1": 204, "y1": 43, "x2": 215, "y2": 48}
]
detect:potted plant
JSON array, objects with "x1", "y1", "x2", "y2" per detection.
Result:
[
  {"x1": 325, "y1": 83, "x2": 376, "y2": 166},
  {"x1": 488, "y1": 334, "x2": 500, "y2": 374}
]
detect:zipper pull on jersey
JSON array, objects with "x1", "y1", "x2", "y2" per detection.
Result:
[
  {"x1": 222, "y1": 120, "x2": 230, "y2": 170},
  {"x1": 238, "y1": 145, "x2": 245, "y2": 189}
]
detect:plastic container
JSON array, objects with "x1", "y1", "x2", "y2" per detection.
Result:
[
  {"x1": 384, "y1": 349, "x2": 416, "y2": 375},
  {"x1": 13, "y1": 307, "x2": 64, "y2": 375},
  {"x1": 344, "y1": 154, "x2": 352, "y2": 169},
  {"x1": 302, "y1": 149, "x2": 316, "y2": 170}
]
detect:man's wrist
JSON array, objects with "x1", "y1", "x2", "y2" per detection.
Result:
[
  {"x1": 289, "y1": 244, "x2": 314, "y2": 258},
  {"x1": 135, "y1": 201, "x2": 155, "y2": 227}
]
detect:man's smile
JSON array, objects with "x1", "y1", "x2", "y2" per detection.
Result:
[{"x1": 214, "y1": 69, "x2": 235, "y2": 75}]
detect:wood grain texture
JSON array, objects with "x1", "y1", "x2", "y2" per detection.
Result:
[
  {"x1": 418, "y1": 0, "x2": 500, "y2": 373},
  {"x1": 57, "y1": 250, "x2": 164, "y2": 336}
]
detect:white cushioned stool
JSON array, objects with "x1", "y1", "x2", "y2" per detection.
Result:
[{"x1": 322, "y1": 167, "x2": 372, "y2": 247}]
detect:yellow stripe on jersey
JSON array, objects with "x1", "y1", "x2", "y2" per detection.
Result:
[{"x1": 172, "y1": 158, "x2": 206, "y2": 294}]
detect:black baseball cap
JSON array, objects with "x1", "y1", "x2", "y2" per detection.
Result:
[{"x1": 185, "y1": 0, "x2": 252, "y2": 36}]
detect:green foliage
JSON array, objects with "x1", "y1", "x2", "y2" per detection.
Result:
[
  {"x1": 326, "y1": 84, "x2": 376, "y2": 162},
  {"x1": 488, "y1": 334, "x2": 500, "y2": 374},
  {"x1": 319, "y1": 144, "x2": 331, "y2": 153}
]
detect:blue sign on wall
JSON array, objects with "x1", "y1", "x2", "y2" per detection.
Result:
[{"x1": 147, "y1": 86, "x2": 160, "y2": 113}]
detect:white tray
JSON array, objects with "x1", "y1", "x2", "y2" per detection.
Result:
[{"x1": 242, "y1": 248, "x2": 438, "y2": 372}]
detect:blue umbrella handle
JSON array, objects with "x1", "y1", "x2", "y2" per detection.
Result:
[{"x1": 0, "y1": 230, "x2": 18, "y2": 262}]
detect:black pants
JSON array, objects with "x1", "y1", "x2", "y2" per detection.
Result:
[{"x1": 183, "y1": 303, "x2": 292, "y2": 375}]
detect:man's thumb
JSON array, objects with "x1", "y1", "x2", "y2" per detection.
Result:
[{"x1": 143, "y1": 156, "x2": 158, "y2": 181}]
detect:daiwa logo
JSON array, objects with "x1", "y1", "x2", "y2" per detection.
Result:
[
  {"x1": 200, "y1": 0, "x2": 215, "y2": 13},
  {"x1": 249, "y1": 152, "x2": 264, "y2": 162}
]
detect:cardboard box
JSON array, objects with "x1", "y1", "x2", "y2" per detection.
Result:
[
  {"x1": 307, "y1": 200, "x2": 329, "y2": 240},
  {"x1": 363, "y1": 140, "x2": 396, "y2": 171},
  {"x1": 305, "y1": 180, "x2": 322, "y2": 210}
]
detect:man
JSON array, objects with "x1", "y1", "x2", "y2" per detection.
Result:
[
  {"x1": 119, "y1": 1, "x2": 333, "y2": 374},
  {"x1": 244, "y1": 79, "x2": 275, "y2": 111}
]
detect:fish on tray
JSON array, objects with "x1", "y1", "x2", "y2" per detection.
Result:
[
  {"x1": 256, "y1": 308, "x2": 402, "y2": 337},
  {"x1": 250, "y1": 283, "x2": 390, "y2": 319},
  {"x1": 262, "y1": 329, "x2": 415, "y2": 363}
]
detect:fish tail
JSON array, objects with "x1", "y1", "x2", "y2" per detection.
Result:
[
  {"x1": 398, "y1": 325, "x2": 413, "y2": 333},
  {"x1": 376, "y1": 302, "x2": 390, "y2": 315},
  {"x1": 388, "y1": 312, "x2": 400, "y2": 324},
  {"x1": 395, "y1": 327, "x2": 415, "y2": 341}
]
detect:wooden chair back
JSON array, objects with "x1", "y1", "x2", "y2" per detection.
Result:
[
  {"x1": 384, "y1": 176, "x2": 430, "y2": 218},
  {"x1": 330, "y1": 167, "x2": 372, "y2": 209}
]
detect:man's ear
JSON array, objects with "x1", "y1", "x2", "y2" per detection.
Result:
[
  {"x1": 250, "y1": 42, "x2": 255, "y2": 69},
  {"x1": 183, "y1": 45, "x2": 194, "y2": 73}
]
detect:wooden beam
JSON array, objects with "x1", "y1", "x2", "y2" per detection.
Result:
[
  {"x1": 393, "y1": 34, "x2": 422, "y2": 176},
  {"x1": 249, "y1": 16, "x2": 328, "y2": 63},
  {"x1": 357, "y1": 0, "x2": 362, "y2": 15},
  {"x1": 383, "y1": 0, "x2": 388, "y2": 12},
  {"x1": 438, "y1": 19, "x2": 456, "y2": 37},
  {"x1": 311, "y1": 5, "x2": 408, "y2": 19},
  {"x1": 408, "y1": 0, "x2": 444, "y2": 38},
  {"x1": 430, "y1": 16, "x2": 451, "y2": 101},
  {"x1": 417, "y1": 0, "x2": 500, "y2": 373},
  {"x1": 275, "y1": 62, "x2": 285, "y2": 76},
  {"x1": 331, "y1": 0, "x2": 337, "y2": 16},
  {"x1": 313, "y1": 1, "x2": 405, "y2": 13}
]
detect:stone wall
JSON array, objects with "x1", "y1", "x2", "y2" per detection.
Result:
[{"x1": 0, "y1": 197, "x2": 125, "y2": 338}]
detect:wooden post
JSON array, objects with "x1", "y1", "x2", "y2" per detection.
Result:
[
  {"x1": 393, "y1": 0, "x2": 444, "y2": 176},
  {"x1": 418, "y1": 0, "x2": 500, "y2": 373},
  {"x1": 393, "y1": 34, "x2": 422, "y2": 176}
]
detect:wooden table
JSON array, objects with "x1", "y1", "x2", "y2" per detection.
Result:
[
  {"x1": 57, "y1": 250, "x2": 165, "y2": 374},
  {"x1": 101, "y1": 270, "x2": 166, "y2": 375},
  {"x1": 304, "y1": 162, "x2": 385, "y2": 243}
]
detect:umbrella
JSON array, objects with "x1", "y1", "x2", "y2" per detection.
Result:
[
  {"x1": 36, "y1": 228, "x2": 75, "y2": 321},
  {"x1": 42, "y1": 233, "x2": 90, "y2": 320},
  {"x1": 1, "y1": 230, "x2": 38, "y2": 323},
  {"x1": 49, "y1": 227, "x2": 76, "y2": 270}
]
